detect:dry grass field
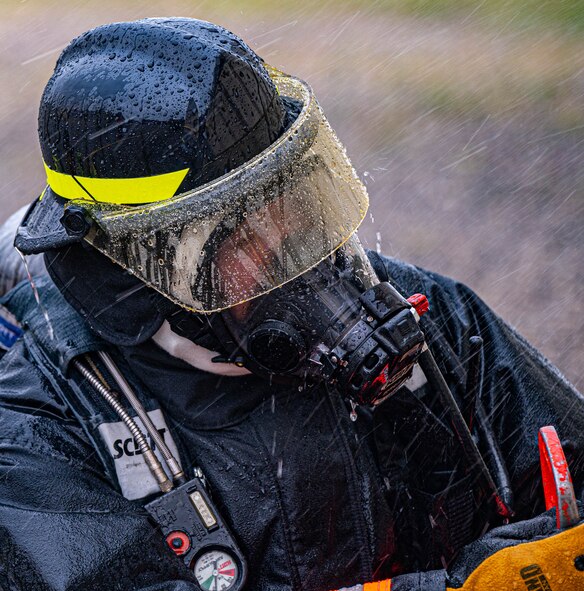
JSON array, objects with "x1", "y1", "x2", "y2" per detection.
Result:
[{"x1": 1, "y1": 0, "x2": 582, "y2": 388}]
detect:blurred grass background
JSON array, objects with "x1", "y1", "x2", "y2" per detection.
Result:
[{"x1": 1, "y1": 0, "x2": 582, "y2": 388}]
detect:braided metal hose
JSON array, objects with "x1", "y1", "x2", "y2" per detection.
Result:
[
  {"x1": 97, "y1": 351, "x2": 185, "y2": 483},
  {"x1": 73, "y1": 359, "x2": 173, "y2": 493}
]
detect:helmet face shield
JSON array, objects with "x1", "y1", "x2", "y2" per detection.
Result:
[{"x1": 72, "y1": 68, "x2": 369, "y2": 313}]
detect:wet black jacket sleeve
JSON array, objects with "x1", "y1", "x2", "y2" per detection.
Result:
[
  {"x1": 377, "y1": 255, "x2": 584, "y2": 510},
  {"x1": 374, "y1": 256, "x2": 584, "y2": 589},
  {"x1": 0, "y1": 341, "x2": 199, "y2": 591}
]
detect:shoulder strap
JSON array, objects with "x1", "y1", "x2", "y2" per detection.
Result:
[{"x1": 27, "y1": 338, "x2": 187, "y2": 501}]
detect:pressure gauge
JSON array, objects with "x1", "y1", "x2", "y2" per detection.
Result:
[
  {"x1": 146, "y1": 475, "x2": 247, "y2": 591},
  {"x1": 194, "y1": 549, "x2": 239, "y2": 591}
]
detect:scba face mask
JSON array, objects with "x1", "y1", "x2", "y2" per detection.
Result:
[{"x1": 209, "y1": 234, "x2": 427, "y2": 406}]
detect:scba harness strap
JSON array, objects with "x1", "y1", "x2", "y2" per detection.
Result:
[{"x1": 35, "y1": 347, "x2": 186, "y2": 501}]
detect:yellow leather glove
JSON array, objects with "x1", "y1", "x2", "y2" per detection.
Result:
[
  {"x1": 445, "y1": 509, "x2": 584, "y2": 591},
  {"x1": 448, "y1": 521, "x2": 584, "y2": 590}
]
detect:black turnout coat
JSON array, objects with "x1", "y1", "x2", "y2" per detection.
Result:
[{"x1": 0, "y1": 254, "x2": 582, "y2": 591}]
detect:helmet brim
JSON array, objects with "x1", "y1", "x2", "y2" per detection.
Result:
[{"x1": 14, "y1": 187, "x2": 85, "y2": 255}]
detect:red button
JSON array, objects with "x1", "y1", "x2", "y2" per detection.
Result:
[{"x1": 166, "y1": 531, "x2": 191, "y2": 556}]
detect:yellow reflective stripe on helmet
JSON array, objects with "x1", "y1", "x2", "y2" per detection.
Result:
[{"x1": 44, "y1": 162, "x2": 189, "y2": 205}]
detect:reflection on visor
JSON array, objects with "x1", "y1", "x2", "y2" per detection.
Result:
[
  {"x1": 212, "y1": 194, "x2": 297, "y2": 301},
  {"x1": 75, "y1": 67, "x2": 370, "y2": 312},
  {"x1": 198, "y1": 160, "x2": 350, "y2": 307}
]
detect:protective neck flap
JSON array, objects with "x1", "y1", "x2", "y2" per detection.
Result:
[{"x1": 44, "y1": 243, "x2": 165, "y2": 346}]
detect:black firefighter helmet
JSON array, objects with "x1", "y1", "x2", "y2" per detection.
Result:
[
  {"x1": 15, "y1": 18, "x2": 289, "y2": 345},
  {"x1": 17, "y1": 17, "x2": 287, "y2": 255}
]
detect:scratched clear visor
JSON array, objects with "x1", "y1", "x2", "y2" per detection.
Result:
[{"x1": 72, "y1": 68, "x2": 369, "y2": 313}]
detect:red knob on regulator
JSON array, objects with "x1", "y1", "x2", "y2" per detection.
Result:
[
  {"x1": 166, "y1": 531, "x2": 191, "y2": 556},
  {"x1": 407, "y1": 293, "x2": 429, "y2": 317}
]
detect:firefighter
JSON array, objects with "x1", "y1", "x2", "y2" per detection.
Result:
[{"x1": 0, "y1": 18, "x2": 582, "y2": 591}]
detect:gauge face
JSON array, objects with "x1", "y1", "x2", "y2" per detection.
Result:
[{"x1": 193, "y1": 549, "x2": 239, "y2": 591}]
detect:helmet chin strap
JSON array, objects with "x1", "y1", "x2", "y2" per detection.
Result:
[{"x1": 152, "y1": 320, "x2": 251, "y2": 377}]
